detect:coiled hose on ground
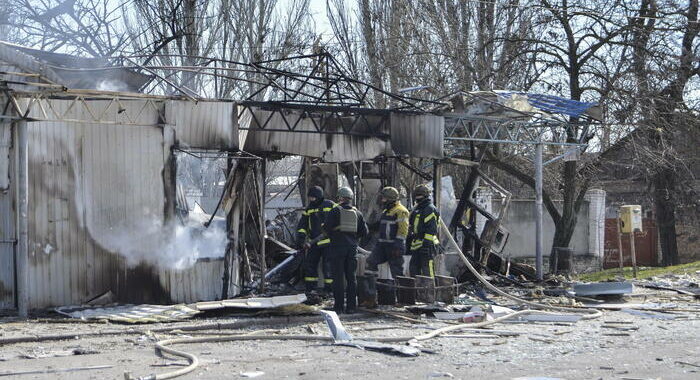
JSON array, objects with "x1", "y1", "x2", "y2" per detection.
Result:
[
  {"x1": 126, "y1": 221, "x2": 602, "y2": 380},
  {"x1": 437, "y1": 219, "x2": 602, "y2": 320}
]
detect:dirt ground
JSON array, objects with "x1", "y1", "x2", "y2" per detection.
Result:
[{"x1": 1, "y1": 290, "x2": 699, "y2": 380}]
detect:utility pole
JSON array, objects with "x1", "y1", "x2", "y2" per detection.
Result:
[{"x1": 534, "y1": 142, "x2": 544, "y2": 281}]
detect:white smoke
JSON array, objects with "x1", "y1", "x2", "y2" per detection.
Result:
[
  {"x1": 96, "y1": 79, "x2": 129, "y2": 92},
  {"x1": 92, "y1": 215, "x2": 227, "y2": 271}
]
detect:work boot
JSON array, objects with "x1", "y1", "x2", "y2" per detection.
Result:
[
  {"x1": 356, "y1": 274, "x2": 378, "y2": 308},
  {"x1": 359, "y1": 274, "x2": 378, "y2": 308},
  {"x1": 323, "y1": 284, "x2": 333, "y2": 295},
  {"x1": 305, "y1": 282, "x2": 317, "y2": 292},
  {"x1": 304, "y1": 290, "x2": 322, "y2": 305}
]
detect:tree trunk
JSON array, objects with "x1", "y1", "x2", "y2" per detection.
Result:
[
  {"x1": 359, "y1": 0, "x2": 385, "y2": 107},
  {"x1": 548, "y1": 159, "x2": 589, "y2": 272},
  {"x1": 654, "y1": 168, "x2": 679, "y2": 266}
]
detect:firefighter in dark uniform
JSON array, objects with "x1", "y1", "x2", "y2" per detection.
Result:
[
  {"x1": 296, "y1": 186, "x2": 336, "y2": 293},
  {"x1": 365, "y1": 186, "x2": 409, "y2": 279},
  {"x1": 408, "y1": 184, "x2": 440, "y2": 277},
  {"x1": 323, "y1": 187, "x2": 368, "y2": 314}
]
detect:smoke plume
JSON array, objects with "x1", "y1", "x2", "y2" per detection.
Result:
[{"x1": 91, "y1": 216, "x2": 227, "y2": 270}]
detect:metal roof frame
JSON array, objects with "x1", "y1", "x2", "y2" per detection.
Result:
[{"x1": 443, "y1": 114, "x2": 591, "y2": 147}]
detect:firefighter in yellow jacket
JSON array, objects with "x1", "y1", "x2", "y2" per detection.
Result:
[
  {"x1": 365, "y1": 187, "x2": 409, "y2": 279},
  {"x1": 408, "y1": 184, "x2": 439, "y2": 277}
]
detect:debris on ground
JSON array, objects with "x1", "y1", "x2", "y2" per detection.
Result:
[
  {"x1": 573, "y1": 282, "x2": 634, "y2": 296},
  {"x1": 321, "y1": 310, "x2": 421, "y2": 357},
  {"x1": 54, "y1": 294, "x2": 307, "y2": 323},
  {"x1": 1, "y1": 262, "x2": 698, "y2": 379},
  {"x1": 239, "y1": 371, "x2": 265, "y2": 378}
]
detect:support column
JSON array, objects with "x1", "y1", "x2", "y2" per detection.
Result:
[
  {"x1": 16, "y1": 120, "x2": 28, "y2": 317},
  {"x1": 258, "y1": 159, "x2": 267, "y2": 293},
  {"x1": 433, "y1": 160, "x2": 442, "y2": 210},
  {"x1": 534, "y1": 143, "x2": 544, "y2": 281}
]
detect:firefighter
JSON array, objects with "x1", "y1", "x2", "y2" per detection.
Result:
[
  {"x1": 323, "y1": 187, "x2": 368, "y2": 314},
  {"x1": 296, "y1": 186, "x2": 336, "y2": 293},
  {"x1": 408, "y1": 184, "x2": 440, "y2": 277},
  {"x1": 365, "y1": 186, "x2": 409, "y2": 279}
]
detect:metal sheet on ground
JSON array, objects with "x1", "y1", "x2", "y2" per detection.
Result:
[
  {"x1": 55, "y1": 294, "x2": 307, "y2": 323},
  {"x1": 55, "y1": 304, "x2": 200, "y2": 323},
  {"x1": 321, "y1": 310, "x2": 420, "y2": 357},
  {"x1": 194, "y1": 294, "x2": 307, "y2": 310},
  {"x1": 573, "y1": 282, "x2": 633, "y2": 296}
]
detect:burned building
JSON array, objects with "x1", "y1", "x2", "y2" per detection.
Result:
[{"x1": 0, "y1": 43, "x2": 447, "y2": 313}]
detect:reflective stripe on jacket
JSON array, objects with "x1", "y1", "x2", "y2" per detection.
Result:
[
  {"x1": 378, "y1": 202, "x2": 409, "y2": 243},
  {"x1": 296, "y1": 199, "x2": 336, "y2": 246},
  {"x1": 408, "y1": 199, "x2": 440, "y2": 251}
]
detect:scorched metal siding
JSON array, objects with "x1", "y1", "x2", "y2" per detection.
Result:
[
  {"x1": 165, "y1": 100, "x2": 237, "y2": 149},
  {"x1": 0, "y1": 157, "x2": 14, "y2": 308},
  {"x1": 241, "y1": 107, "x2": 388, "y2": 162},
  {"x1": 26, "y1": 120, "x2": 167, "y2": 307},
  {"x1": 0, "y1": 92, "x2": 15, "y2": 309},
  {"x1": 158, "y1": 258, "x2": 224, "y2": 303},
  {"x1": 389, "y1": 113, "x2": 444, "y2": 159},
  {"x1": 16, "y1": 97, "x2": 240, "y2": 308}
]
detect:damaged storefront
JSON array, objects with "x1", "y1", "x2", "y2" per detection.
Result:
[
  {"x1": 1, "y1": 43, "x2": 605, "y2": 318},
  {"x1": 0, "y1": 49, "x2": 448, "y2": 313},
  {"x1": 1, "y1": 93, "x2": 250, "y2": 309}
]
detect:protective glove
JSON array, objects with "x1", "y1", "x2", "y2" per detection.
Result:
[{"x1": 295, "y1": 236, "x2": 305, "y2": 250}]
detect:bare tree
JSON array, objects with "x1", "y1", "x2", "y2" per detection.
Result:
[
  {"x1": 214, "y1": 0, "x2": 314, "y2": 98},
  {"x1": 481, "y1": 1, "x2": 632, "y2": 268},
  {"x1": 5, "y1": 0, "x2": 130, "y2": 56},
  {"x1": 625, "y1": 0, "x2": 700, "y2": 265}
]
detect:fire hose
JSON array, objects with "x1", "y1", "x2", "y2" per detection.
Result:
[
  {"x1": 437, "y1": 219, "x2": 602, "y2": 320},
  {"x1": 126, "y1": 220, "x2": 601, "y2": 380},
  {"x1": 125, "y1": 309, "x2": 562, "y2": 380}
]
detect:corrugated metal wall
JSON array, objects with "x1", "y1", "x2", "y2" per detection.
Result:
[
  {"x1": 0, "y1": 188, "x2": 14, "y2": 309},
  {"x1": 389, "y1": 113, "x2": 444, "y2": 159},
  {"x1": 241, "y1": 107, "x2": 388, "y2": 162},
  {"x1": 26, "y1": 119, "x2": 169, "y2": 307},
  {"x1": 166, "y1": 100, "x2": 237, "y2": 149},
  {"x1": 0, "y1": 119, "x2": 15, "y2": 309},
  {"x1": 0, "y1": 121, "x2": 10, "y2": 190},
  {"x1": 242, "y1": 108, "x2": 445, "y2": 161},
  {"x1": 158, "y1": 258, "x2": 223, "y2": 304},
  {"x1": 16, "y1": 98, "x2": 239, "y2": 308},
  {"x1": 0, "y1": 89, "x2": 16, "y2": 309}
]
